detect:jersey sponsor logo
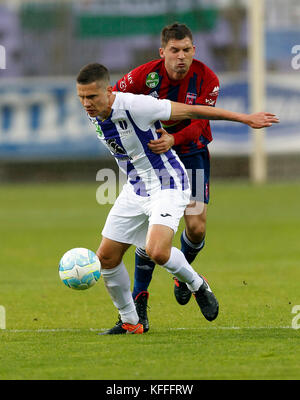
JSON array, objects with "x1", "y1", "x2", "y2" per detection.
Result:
[
  {"x1": 127, "y1": 71, "x2": 134, "y2": 84},
  {"x1": 185, "y1": 92, "x2": 197, "y2": 105},
  {"x1": 119, "y1": 71, "x2": 134, "y2": 91},
  {"x1": 106, "y1": 138, "x2": 132, "y2": 160},
  {"x1": 146, "y1": 72, "x2": 159, "y2": 88},
  {"x1": 160, "y1": 213, "x2": 172, "y2": 217},
  {"x1": 119, "y1": 78, "x2": 127, "y2": 91}
]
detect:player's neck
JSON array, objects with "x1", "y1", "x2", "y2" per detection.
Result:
[{"x1": 97, "y1": 93, "x2": 116, "y2": 120}]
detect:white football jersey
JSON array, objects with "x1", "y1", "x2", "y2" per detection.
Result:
[{"x1": 89, "y1": 92, "x2": 189, "y2": 196}]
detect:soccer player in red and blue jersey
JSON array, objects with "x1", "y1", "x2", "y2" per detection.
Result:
[{"x1": 114, "y1": 23, "x2": 220, "y2": 332}]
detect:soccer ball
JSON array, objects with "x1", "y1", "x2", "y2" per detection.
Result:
[{"x1": 59, "y1": 248, "x2": 101, "y2": 290}]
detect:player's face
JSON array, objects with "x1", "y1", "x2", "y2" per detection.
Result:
[
  {"x1": 77, "y1": 81, "x2": 113, "y2": 118},
  {"x1": 159, "y1": 37, "x2": 195, "y2": 80}
]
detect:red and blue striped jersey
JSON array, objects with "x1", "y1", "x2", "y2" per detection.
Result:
[{"x1": 113, "y1": 59, "x2": 219, "y2": 156}]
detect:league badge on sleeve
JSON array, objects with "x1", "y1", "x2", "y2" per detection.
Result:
[{"x1": 146, "y1": 72, "x2": 159, "y2": 88}]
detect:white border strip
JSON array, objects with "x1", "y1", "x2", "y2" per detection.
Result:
[{"x1": 1, "y1": 326, "x2": 292, "y2": 333}]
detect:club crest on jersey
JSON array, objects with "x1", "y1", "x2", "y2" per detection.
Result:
[
  {"x1": 119, "y1": 120, "x2": 128, "y2": 130},
  {"x1": 146, "y1": 72, "x2": 159, "y2": 88},
  {"x1": 118, "y1": 119, "x2": 134, "y2": 137},
  {"x1": 185, "y1": 92, "x2": 197, "y2": 105}
]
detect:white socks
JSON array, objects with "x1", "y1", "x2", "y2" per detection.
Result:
[
  {"x1": 102, "y1": 248, "x2": 203, "y2": 324},
  {"x1": 101, "y1": 262, "x2": 139, "y2": 325},
  {"x1": 163, "y1": 247, "x2": 203, "y2": 292}
]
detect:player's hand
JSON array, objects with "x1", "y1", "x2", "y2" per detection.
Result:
[
  {"x1": 148, "y1": 128, "x2": 175, "y2": 154},
  {"x1": 247, "y1": 112, "x2": 280, "y2": 129}
]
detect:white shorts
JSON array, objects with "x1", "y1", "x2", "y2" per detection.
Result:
[{"x1": 102, "y1": 183, "x2": 191, "y2": 248}]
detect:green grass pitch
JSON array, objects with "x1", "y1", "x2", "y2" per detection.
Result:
[{"x1": 0, "y1": 180, "x2": 299, "y2": 380}]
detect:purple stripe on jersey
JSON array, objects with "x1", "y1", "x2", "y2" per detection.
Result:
[
  {"x1": 96, "y1": 116, "x2": 130, "y2": 161},
  {"x1": 96, "y1": 116, "x2": 149, "y2": 197},
  {"x1": 153, "y1": 121, "x2": 190, "y2": 189},
  {"x1": 125, "y1": 111, "x2": 177, "y2": 190},
  {"x1": 153, "y1": 121, "x2": 189, "y2": 190},
  {"x1": 118, "y1": 160, "x2": 149, "y2": 197},
  {"x1": 126, "y1": 111, "x2": 189, "y2": 190},
  {"x1": 163, "y1": 149, "x2": 190, "y2": 191}
]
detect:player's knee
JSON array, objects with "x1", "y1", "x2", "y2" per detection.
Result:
[
  {"x1": 96, "y1": 249, "x2": 122, "y2": 269},
  {"x1": 186, "y1": 221, "x2": 206, "y2": 243},
  {"x1": 145, "y1": 246, "x2": 170, "y2": 266}
]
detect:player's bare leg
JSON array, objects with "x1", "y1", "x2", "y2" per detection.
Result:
[
  {"x1": 96, "y1": 237, "x2": 130, "y2": 269},
  {"x1": 96, "y1": 237, "x2": 143, "y2": 334},
  {"x1": 184, "y1": 202, "x2": 207, "y2": 246}
]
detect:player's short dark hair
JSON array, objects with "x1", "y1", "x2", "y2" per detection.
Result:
[
  {"x1": 161, "y1": 23, "x2": 193, "y2": 47},
  {"x1": 76, "y1": 63, "x2": 110, "y2": 86}
]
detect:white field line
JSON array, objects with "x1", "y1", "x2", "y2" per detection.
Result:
[{"x1": 1, "y1": 326, "x2": 293, "y2": 333}]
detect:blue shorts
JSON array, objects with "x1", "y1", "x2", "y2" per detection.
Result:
[{"x1": 179, "y1": 148, "x2": 210, "y2": 204}]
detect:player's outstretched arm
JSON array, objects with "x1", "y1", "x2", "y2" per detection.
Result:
[{"x1": 170, "y1": 101, "x2": 280, "y2": 129}]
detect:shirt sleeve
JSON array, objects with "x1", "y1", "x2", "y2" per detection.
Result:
[
  {"x1": 172, "y1": 74, "x2": 220, "y2": 146},
  {"x1": 113, "y1": 65, "x2": 146, "y2": 94},
  {"x1": 129, "y1": 94, "x2": 172, "y2": 131},
  {"x1": 196, "y1": 74, "x2": 220, "y2": 107}
]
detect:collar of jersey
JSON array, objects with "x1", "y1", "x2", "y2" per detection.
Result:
[{"x1": 96, "y1": 109, "x2": 113, "y2": 123}]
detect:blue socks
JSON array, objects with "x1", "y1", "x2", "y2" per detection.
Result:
[
  {"x1": 132, "y1": 248, "x2": 155, "y2": 299},
  {"x1": 180, "y1": 229, "x2": 205, "y2": 265}
]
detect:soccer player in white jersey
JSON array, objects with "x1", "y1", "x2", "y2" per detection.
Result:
[{"x1": 76, "y1": 63, "x2": 278, "y2": 334}]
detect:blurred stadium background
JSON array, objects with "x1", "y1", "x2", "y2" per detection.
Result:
[{"x1": 0, "y1": 0, "x2": 300, "y2": 183}]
